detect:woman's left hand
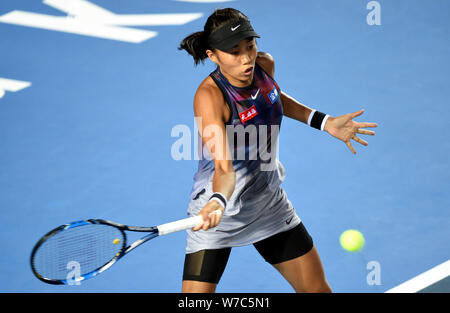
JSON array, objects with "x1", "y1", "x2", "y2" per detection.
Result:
[{"x1": 324, "y1": 109, "x2": 378, "y2": 154}]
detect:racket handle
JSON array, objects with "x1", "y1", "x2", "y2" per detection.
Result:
[{"x1": 157, "y1": 209, "x2": 223, "y2": 236}]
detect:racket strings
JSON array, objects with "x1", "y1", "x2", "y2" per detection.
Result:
[{"x1": 32, "y1": 224, "x2": 124, "y2": 281}]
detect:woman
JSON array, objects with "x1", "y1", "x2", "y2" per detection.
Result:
[{"x1": 178, "y1": 8, "x2": 377, "y2": 293}]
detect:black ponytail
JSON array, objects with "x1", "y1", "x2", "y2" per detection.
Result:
[
  {"x1": 178, "y1": 31, "x2": 209, "y2": 66},
  {"x1": 178, "y1": 8, "x2": 249, "y2": 66}
]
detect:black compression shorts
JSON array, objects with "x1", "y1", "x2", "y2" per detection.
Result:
[{"x1": 182, "y1": 222, "x2": 314, "y2": 284}]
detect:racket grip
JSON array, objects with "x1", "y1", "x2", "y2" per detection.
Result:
[{"x1": 157, "y1": 209, "x2": 223, "y2": 236}]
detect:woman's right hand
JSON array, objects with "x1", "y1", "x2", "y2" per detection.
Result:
[{"x1": 193, "y1": 201, "x2": 224, "y2": 231}]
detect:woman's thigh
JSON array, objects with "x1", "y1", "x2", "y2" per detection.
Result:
[{"x1": 272, "y1": 245, "x2": 331, "y2": 293}]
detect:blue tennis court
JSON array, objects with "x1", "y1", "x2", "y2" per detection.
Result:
[{"x1": 0, "y1": 0, "x2": 448, "y2": 293}]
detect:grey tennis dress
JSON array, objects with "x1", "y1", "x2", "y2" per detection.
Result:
[{"x1": 185, "y1": 63, "x2": 301, "y2": 254}]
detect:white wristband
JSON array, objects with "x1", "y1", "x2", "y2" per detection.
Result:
[
  {"x1": 208, "y1": 198, "x2": 225, "y2": 210},
  {"x1": 208, "y1": 192, "x2": 227, "y2": 209}
]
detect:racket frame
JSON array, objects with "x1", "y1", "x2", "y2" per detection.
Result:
[
  {"x1": 30, "y1": 219, "x2": 157, "y2": 285},
  {"x1": 30, "y1": 210, "x2": 218, "y2": 285}
]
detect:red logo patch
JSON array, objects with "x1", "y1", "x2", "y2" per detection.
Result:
[{"x1": 239, "y1": 105, "x2": 258, "y2": 123}]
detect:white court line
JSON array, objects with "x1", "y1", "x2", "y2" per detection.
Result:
[
  {"x1": 0, "y1": 0, "x2": 203, "y2": 43},
  {"x1": 0, "y1": 78, "x2": 31, "y2": 99},
  {"x1": 0, "y1": 78, "x2": 31, "y2": 92},
  {"x1": 385, "y1": 259, "x2": 450, "y2": 293}
]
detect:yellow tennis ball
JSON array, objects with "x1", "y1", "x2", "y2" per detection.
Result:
[
  {"x1": 340, "y1": 230, "x2": 365, "y2": 252},
  {"x1": 113, "y1": 238, "x2": 120, "y2": 245}
]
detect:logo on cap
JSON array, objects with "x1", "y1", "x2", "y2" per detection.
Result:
[{"x1": 231, "y1": 24, "x2": 241, "y2": 31}]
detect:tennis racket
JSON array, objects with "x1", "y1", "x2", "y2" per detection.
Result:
[{"x1": 30, "y1": 210, "x2": 221, "y2": 285}]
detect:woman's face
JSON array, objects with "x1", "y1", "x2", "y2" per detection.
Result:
[{"x1": 207, "y1": 37, "x2": 258, "y2": 87}]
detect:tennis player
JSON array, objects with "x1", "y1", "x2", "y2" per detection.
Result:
[{"x1": 178, "y1": 8, "x2": 377, "y2": 293}]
